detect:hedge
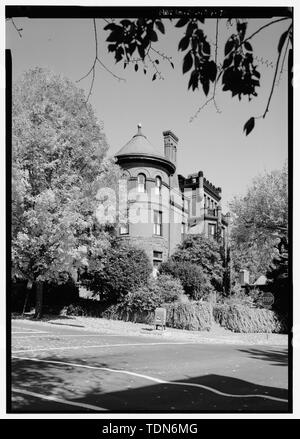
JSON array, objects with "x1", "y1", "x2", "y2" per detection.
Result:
[
  {"x1": 213, "y1": 304, "x2": 286, "y2": 333},
  {"x1": 103, "y1": 301, "x2": 213, "y2": 331},
  {"x1": 165, "y1": 302, "x2": 213, "y2": 331}
]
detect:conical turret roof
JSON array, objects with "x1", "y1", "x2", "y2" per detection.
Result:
[{"x1": 115, "y1": 124, "x2": 165, "y2": 159}]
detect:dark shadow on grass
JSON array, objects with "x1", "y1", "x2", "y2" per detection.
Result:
[
  {"x1": 238, "y1": 348, "x2": 288, "y2": 366},
  {"x1": 12, "y1": 313, "x2": 85, "y2": 328},
  {"x1": 12, "y1": 313, "x2": 77, "y2": 322},
  {"x1": 11, "y1": 354, "x2": 289, "y2": 414},
  {"x1": 47, "y1": 322, "x2": 85, "y2": 328}
]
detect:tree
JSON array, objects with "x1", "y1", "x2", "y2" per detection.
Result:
[
  {"x1": 229, "y1": 162, "x2": 288, "y2": 283},
  {"x1": 69, "y1": 11, "x2": 292, "y2": 132},
  {"x1": 266, "y1": 241, "x2": 289, "y2": 315},
  {"x1": 159, "y1": 260, "x2": 213, "y2": 300},
  {"x1": 161, "y1": 234, "x2": 225, "y2": 293},
  {"x1": 7, "y1": 9, "x2": 292, "y2": 133},
  {"x1": 12, "y1": 67, "x2": 118, "y2": 318},
  {"x1": 87, "y1": 241, "x2": 152, "y2": 303},
  {"x1": 103, "y1": 14, "x2": 292, "y2": 134}
]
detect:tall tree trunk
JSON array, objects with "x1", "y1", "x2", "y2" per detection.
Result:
[
  {"x1": 34, "y1": 281, "x2": 44, "y2": 319},
  {"x1": 22, "y1": 291, "x2": 29, "y2": 316}
]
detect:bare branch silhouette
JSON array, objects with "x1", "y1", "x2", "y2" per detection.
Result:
[
  {"x1": 7, "y1": 17, "x2": 23, "y2": 38},
  {"x1": 190, "y1": 18, "x2": 221, "y2": 123},
  {"x1": 77, "y1": 19, "x2": 125, "y2": 102}
]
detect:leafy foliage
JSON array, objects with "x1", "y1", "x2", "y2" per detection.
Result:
[
  {"x1": 266, "y1": 244, "x2": 289, "y2": 315},
  {"x1": 213, "y1": 304, "x2": 286, "y2": 333},
  {"x1": 159, "y1": 260, "x2": 213, "y2": 300},
  {"x1": 155, "y1": 274, "x2": 186, "y2": 303},
  {"x1": 104, "y1": 18, "x2": 167, "y2": 75},
  {"x1": 229, "y1": 163, "x2": 288, "y2": 284},
  {"x1": 166, "y1": 301, "x2": 213, "y2": 331},
  {"x1": 102, "y1": 15, "x2": 292, "y2": 134},
  {"x1": 102, "y1": 274, "x2": 187, "y2": 323},
  {"x1": 87, "y1": 242, "x2": 152, "y2": 303},
  {"x1": 12, "y1": 68, "x2": 113, "y2": 287},
  {"x1": 222, "y1": 21, "x2": 260, "y2": 101},
  {"x1": 11, "y1": 68, "x2": 124, "y2": 317},
  {"x1": 169, "y1": 234, "x2": 225, "y2": 292},
  {"x1": 177, "y1": 18, "x2": 216, "y2": 95},
  {"x1": 243, "y1": 117, "x2": 255, "y2": 135}
]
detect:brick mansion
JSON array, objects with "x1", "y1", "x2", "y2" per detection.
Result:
[{"x1": 115, "y1": 124, "x2": 230, "y2": 270}]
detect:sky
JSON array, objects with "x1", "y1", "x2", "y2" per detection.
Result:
[{"x1": 6, "y1": 14, "x2": 289, "y2": 209}]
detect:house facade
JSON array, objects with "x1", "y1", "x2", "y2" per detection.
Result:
[{"x1": 115, "y1": 124, "x2": 229, "y2": 269}]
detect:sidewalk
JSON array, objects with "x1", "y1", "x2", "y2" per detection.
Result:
[{"x1": 12, "y1": 314, "x2": 288, "y2": 345}]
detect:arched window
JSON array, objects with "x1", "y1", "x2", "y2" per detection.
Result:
[
  {"x1": 137, "y1": 173, "x2": 146, "y2": 193},
  {"x1": 155, "y1": 176, "x2": 162, "y2": 195}
]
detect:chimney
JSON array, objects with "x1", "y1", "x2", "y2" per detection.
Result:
[{"x1": 163, "y1": 130, "x2": 179, "y2": 165}]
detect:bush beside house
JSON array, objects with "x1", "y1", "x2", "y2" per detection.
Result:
[
  {"x1": 165, "y1": 302, "x2": 213, "y2": 331},
  {"x1": 87, "y1": 242, "x2": 152, "y2": 303},
  {"x1": 159, "y1": 260, "x2": 213, "y2": 300},
  {"x1": 213, "y1": 303, "x2": 286, "y2": 333}
]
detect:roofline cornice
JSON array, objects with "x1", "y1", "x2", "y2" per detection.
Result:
[{"x1": 115, "y1": 153, "x2": 176, "y2": 174}]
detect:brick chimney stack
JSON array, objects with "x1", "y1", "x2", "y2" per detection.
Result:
[{"x1": 163, "y1": 130, "x2": 178, "y2": 165}]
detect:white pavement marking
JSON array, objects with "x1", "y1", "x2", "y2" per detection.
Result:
[
  {"x1": 12, "y1": 341, "x2": 199, "y2": 353},
  {"x1": 12, "y1": 387, "x2": 107, "y2": 411},
  {"x1": 13, "y1": 334, "x2": 125, "y2": 339},
  {"x1": 12, "y1": 356, "x2": 288, "y2": 404},
  {"x1": 12, "y1": 331, "x2": 49, "y2": 335}
]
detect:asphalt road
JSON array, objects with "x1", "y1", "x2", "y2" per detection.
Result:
[{"x1": 10, "y1": 319, "x2": 289, "y2": 413}]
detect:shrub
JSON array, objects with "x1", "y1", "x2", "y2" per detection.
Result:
[
  {"x1": 155, "y1": 274, "x2": 185, "y2": 303},
  {"x1": 103, "y1": 286, "x2": 160, "y2": 323},
  {"x1": 159, "y1": 260, "x2": 213, "y2": 300},
  {"x1": 171, "y1": 235, "x2": 225, "y2": 291},
  {"x1": 166, "y1": 301, "x2": 213, "y2": 331},
  {"x1": 11, "y1": 279, "x2": 79, "y2": 314},
  {"x1": 60, "y1": 298, "x2": 106, "y2": 317},
  {"x1": 103, "y1": 275, "x2": 188, "y2": 324},
  {"x1": 266, "y1": 247, "x2": 289, "y2": 315},
  {"x1": 218, "y1": 287, "x2": 257, "y2": 308},
  {"x1": 213, "y1": 304, "x2": 286, "y2": 333},
  {"x1": 88, "y1": 242, "x2": 152, "y2": 303}
]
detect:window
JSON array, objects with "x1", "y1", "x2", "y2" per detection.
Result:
[
  {"x1": 153, "y1": 210, "x2": 162, "y2": 236},
  {"x1": 153, "y1": 251, "x2": 163, "y2": 260},
  {"x1": 137, "y1": 173, "x2": 146, "y2": 193},
  {"x1": 204, "y1": 194, "x2": 207, "y2": 208},
  {"x1": 155, "y1": 176, "x2": 162, "y2": 195},
  {"x1": 208, "y1": 223, "x2": 216, "y2": 238},
  {"x1": 153, "y1": 251, "x2": 163, "y2": 276}
]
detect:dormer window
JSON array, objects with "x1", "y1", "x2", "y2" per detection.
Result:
[
  {"x1": 155, "y1": 176, "x2": 162, "y2": 195},
  {"x1": 137, "y1": 173, "x2": 146, "y2": 193}
]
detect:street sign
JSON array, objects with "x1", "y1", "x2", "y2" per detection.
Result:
[
  {"x1": 260, "y1": 292, "x2": 274, "y2": 309},
  {"x1": 154, "y1": 307, "x2": 166, "y2": 330}
]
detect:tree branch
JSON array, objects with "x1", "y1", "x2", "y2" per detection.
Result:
[
  {"x1": 241, "y1": 17, "x2": 291, "y2": 48},
  {"x1": 147, "y1": 52, "x2": 164, "y2": 80},
  {"x1": 8, "y1": 17, "x2": 23, "y2": 38},
  {"x1": 261, "y1": 25, "x2": 292, "y2": 119},
  {"x1": 77, "y1": 19, "x2": 125, "y2": 102},
  {"x1": 189, "y1": 18, "x2": 221, "y2": 123},
  {"x1": 277, "y1": 35, "x2": 290, "y2": 86}
]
